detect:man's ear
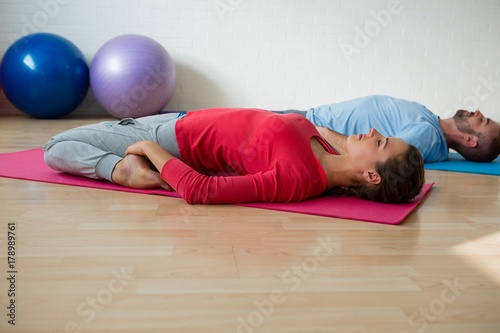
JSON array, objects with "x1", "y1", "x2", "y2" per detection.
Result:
[
  {"x1": 463, "y1": 135, "x2": 478, "y2": 148},
  {"x1": 363, "y1": 170, "x2": 381, "y2": 185}
]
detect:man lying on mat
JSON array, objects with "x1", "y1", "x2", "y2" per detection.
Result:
[
  {"x1": 275, "y1": 95, "x2": 500, "y2": 163},
  {"x1": 44, "y1": 108, "x2": 424, "y2": 204}
]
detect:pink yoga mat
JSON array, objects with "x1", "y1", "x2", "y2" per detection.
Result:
[{"x1": 0, "y1": 148, "x2": 433, "y2": 224}]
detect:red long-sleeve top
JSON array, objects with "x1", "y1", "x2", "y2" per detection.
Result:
[{"x1": 160, "y1": 108, "x2": 338, "y2": 204}]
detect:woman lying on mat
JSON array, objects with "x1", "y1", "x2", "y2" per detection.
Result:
[{"x1": 43, "y1": 108, "x2": 425, "y2": 204}]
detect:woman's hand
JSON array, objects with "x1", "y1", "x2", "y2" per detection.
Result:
[
  {"x1": 111, "y1": 154, "x2": 174, "y2": 191},
  {"x1": 126, "y1": 141, "x2": 176, "y2": 177},
  {"x1": 126, "y1": 141, "x2": 156, "y2": 157}
]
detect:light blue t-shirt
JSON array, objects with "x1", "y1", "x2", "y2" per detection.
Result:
[{"x1": 306, "y1": 95, "x2": 449, "y2": 162}]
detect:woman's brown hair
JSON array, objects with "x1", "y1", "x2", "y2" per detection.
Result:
[{"x1": 347, "y1": 144, "x2": 425, "y2": 203}]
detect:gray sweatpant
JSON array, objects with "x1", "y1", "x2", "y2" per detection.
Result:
[{"x1": 43, "y1": 112, "x2": 184, "y2": 182}]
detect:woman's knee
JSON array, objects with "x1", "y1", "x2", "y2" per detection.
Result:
[
  {"x1": 43, "y1": 126, "x2": 92, "y2": 154},
  {"x1": 43, "y1": 137, "x2": 62, "y2": 169},
  {"x1": 42, "y1": 134, "x2": 74, "y2": 168},
  {"x1": 43, "y1": 136, "x2": 58, "y2": 153}
]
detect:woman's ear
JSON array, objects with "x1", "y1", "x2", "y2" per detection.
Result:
[{"x1": 363, "y1": 170, "x2": 381, "y2": 185}]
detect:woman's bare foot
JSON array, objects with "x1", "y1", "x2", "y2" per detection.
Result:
[{"x1": 111, "y1": 154, "x2": 173, "y2": 191}]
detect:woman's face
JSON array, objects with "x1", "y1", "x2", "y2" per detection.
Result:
[{"x1": 345, "y1": 128, "x2": 409, "y2": 172}]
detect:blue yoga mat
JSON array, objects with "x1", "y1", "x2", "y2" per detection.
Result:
[{"x1": 425, "y1": 152, "x2": 500, "y2": 176}]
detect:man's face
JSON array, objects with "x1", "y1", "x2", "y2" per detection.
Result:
[{"x1": 453, "y1": 110, "x2": 500, "y2": 138}]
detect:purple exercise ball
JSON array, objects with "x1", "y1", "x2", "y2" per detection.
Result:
[{"x1": 90, "y1": 35, "x2": 176, "y2": 118}]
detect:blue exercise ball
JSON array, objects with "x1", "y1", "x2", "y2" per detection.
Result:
[{"x1": 0, "y1": 33, "x2": 89, "y2": 119}]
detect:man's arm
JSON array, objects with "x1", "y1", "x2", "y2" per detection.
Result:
[{"x1": 315, "y1": 126, "x2": 348, "y2": 154}]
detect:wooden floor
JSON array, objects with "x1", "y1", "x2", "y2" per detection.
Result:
[{"x1": 0, "y1": 114, "x2": 499, "y2": 333}]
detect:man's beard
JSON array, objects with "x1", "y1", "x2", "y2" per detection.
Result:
[{"x1": 453, "y1": 110, "x2": 475, "y2": 135}]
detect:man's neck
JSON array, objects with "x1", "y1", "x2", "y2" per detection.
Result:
[{"x1": 439, "y1": 117, "x2": 456, "y2": 145}]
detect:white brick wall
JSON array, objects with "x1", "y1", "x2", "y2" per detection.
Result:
[{"x1": 0, "y1": 0, "x2": 499, "y2": 120}]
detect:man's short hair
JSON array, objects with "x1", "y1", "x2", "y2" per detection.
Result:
[{"x1": 455, "y1": 132, "x2": 500, "y2": 162}]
